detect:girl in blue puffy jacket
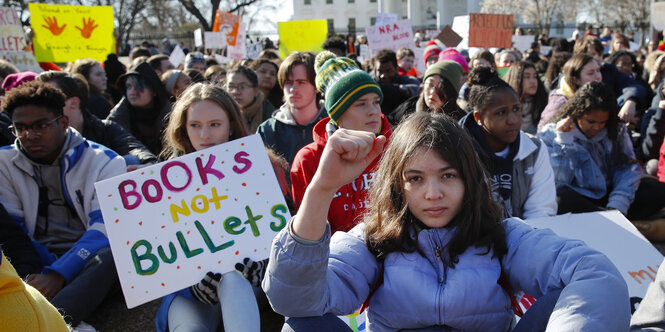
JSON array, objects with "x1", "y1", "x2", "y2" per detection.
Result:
[{"x1": 264, "y1": 112, "x2": 630, "y2": 332}]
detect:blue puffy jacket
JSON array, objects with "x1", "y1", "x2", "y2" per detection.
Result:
[{"x1": 264, "y1": 218, "x2": 629, "y2": 331}]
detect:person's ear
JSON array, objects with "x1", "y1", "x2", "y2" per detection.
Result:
[
  {"x1": 60, "y1": 113, "x2": 69, "y2": 130},
  {"x1": 68, "y1": 96, "x2": 81, "y2": 111},
  {"x1": 473, "y1": 111, "x2": 481, "y2": 123}
]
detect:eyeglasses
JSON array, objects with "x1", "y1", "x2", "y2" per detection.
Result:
[
  {"x1": 226, "y1": 83, "x2": 255, "y2": 92},
  {"x1": 9, "y1": 115, "x2": 63, "y2": 139},
  {"x1": 423, "y1": 79, "x2": 441, "y2": 91}
]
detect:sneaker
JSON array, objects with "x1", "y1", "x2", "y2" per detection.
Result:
[{"x1": 72, "y1": 321, "x2": 97, "y2": 332}]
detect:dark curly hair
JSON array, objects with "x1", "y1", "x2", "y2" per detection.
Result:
[
  {"x1": 607, "y1": 50, "x2": 642, "y2": 78},
  {"x1": 3, "y1": 81, "x2": 65, "y2": 118},
  {"x1": 467, "y1": 66, "x2": 516, "y2": 112},
  {"x1": 549, "y1": 81, "x2": 635, "y2": 166}
]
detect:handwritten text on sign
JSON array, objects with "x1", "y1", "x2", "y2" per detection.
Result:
[
  {"x1": 0, "y1": 6, "x2": 41, "y2": 72},
  {"x1": 95, "y1": 135, "x2": 291, "y2": 308},
  {"x1": 468, "y1": 13, "x2": 513, "y2": 49},
  {"x1": 366, "y1": 19, "x2": 415, "y2": 56}
]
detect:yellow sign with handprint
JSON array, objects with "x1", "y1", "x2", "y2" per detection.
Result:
[{"x1": 29, "y1": 3, "x2": 114, "y2": 62}]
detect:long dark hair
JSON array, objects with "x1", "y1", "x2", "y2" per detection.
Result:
[
  {"x1": 416, "y1": 76, "x2": 464, "y2": 119},
  {"x1": 364, "y1": 112, "x2": 507, "y2": 266},
  {"x1": 504, "y1": 61, "x2": 548, "y2": 124},
  {"x1": 549, "y1": 81, "x2": 635, "y2": 166}
]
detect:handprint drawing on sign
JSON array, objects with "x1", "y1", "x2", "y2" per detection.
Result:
[
  {"x1": 76, "y1": 17, "x2": 98, "y2": 39},
  {"x1": 42, "y1": 16, "x2": 66, "y2": 36}
]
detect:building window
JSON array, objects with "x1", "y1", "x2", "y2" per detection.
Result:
[
  {"x1": 348, "y1": 18, "x2": 356, "y2": 31},
  {"x1": 304, "y1": 0, "x2": 311, "y2": 4},
  {"x1": 370, "y1": 17, "x2": 376, "y2": 25},
  {"x1": 326, "y1": 0, "x2": 333, "y2": 3},
  {"x1": 370, "y1": 0, "x2": 376, "y2": 2},
  {"x1": 349, "y1": 0, "x2": 354, "y2": 2},
  {"x1": 327, "y1": 18, "x2": 335, "y2": 33}
]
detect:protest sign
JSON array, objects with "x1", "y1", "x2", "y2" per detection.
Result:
[
  {"x1": 366, "y1": 19, "x2": 415, "y2": 56},
  {"x1": 95, "y1": 135, "x2": 291, "y2": 308},
  {"x1": 426, "y1": 29, "x2": 439, "y2": 39},
  {"x1": 413, "y1": 47, "x2": 425, "y2": 74},
  {"x1": 278, "y1": 20, "x2": 328, "y2": 58},
  {"x1": 436, "y1": 25, "x2": 462, "y2": 48},
  {"x1": 468, "y1": 13, "x2": 513, "y2": 49},
  {"x1": 212, "y1": 10, "x2": 241, "y2": 46},
  {"x1": 204, "y1": 31, "x2": 227, "y2": 49},
  {"x1": 512, "y1": 35, "x2": 534, "y2": 53},
  {"x1": 227, "y1": 23, "x2": 246, "y2": 60},
  {"x1": 194, "y1": 28, "x2": 203, "y2": 47},
  {"x1": 540, "y1": 45, "x2": 552, "y2": 55},
  {"x1": 29, "y1": 3, "x2": 115, "y2": 62},
  {"x1": 358, "y1": 44, "x2": 370, "y2": 63},
  {"x1": 0, "y1": 6, "x2": 41, "y2": 72},
  {"x1": 525, "y1": 211, "x2": 663, "y2": 312},
  {"x1": 246, "y1": 42, "x2": 263, "y2": 60},
  {"x1": 339, "y1": 310, "x2": 367, "y2": 332},
  {"x1": 452, "y1": 15, "x2": 470, "y2": 49},
  {"x1": 214, "y1": 53, "x2": 231, "y2": 64},
  {"x1": 653, "y1": 2, "x2": 665, "y2": 31},
  {"x1": 168, "y1": 44, "x2": 185, "y2": 68},
  {"x1": 376, "y1": 12, "x2": 398, "y2": 25}
]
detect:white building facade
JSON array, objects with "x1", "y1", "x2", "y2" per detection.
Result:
[{"x1": 292, "y1": 0, "x2": 482, "y2": 34}]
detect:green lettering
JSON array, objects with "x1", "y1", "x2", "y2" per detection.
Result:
[
  {"x1": 270, "y1": 204, "x2": 288, "y2": 232},
  {"x1": 131, "y1": 240, "x2": 159, "y2": 275},
  {"x1": 224, "y1": 216, "x2": 245, "y2": 235},
  {"x1": 170, "y1": 200, "x2": 190, "y2": 222},
  {"x1": 195, "y1": 220, "x2": 234, "y2": 253},
  {"x1": 157, "y1": 242, "x2": 177, "y2": 264},
  {"x1": 176, "y1": 231, "x2": 204, "y2": 258},
  {"x1": 244, "y1": 205, "x2": 262, "y2": 237}
]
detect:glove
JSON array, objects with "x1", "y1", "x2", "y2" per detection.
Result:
[
  {"x1": 189, "y1": 271, "x2": 221, "y2": 305},
  {"x1": 235, "y1": 258, "x2": 268, "y2": 287}
]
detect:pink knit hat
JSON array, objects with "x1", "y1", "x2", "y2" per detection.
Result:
[
  {"x1": 1, "y1": 71, "x2": 37, "y2": 92},
  {"x1": 438, "y1": 48, "x2": 469, "y2": 72}
]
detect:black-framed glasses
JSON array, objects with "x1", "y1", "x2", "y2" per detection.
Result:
[{"x1": 9, "y1": 115, "x2": 63, "y2": 139}]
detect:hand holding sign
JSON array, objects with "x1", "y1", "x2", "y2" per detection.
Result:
[
  {"x1": 42, "y1": 16, "x2": 66, "y2": 36},
  {"x1": 76, "y1": 17, "x2": 98, "y2": 39}
]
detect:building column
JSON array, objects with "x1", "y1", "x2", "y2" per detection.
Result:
[{"x1": 436, "y1": 0, "x2": 444, "y2": 30}]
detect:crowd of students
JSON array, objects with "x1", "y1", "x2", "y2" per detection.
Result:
[{"x1": 2, "y1": 25, "x2": 665, "y2": 331}]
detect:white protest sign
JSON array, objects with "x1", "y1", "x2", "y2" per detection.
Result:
[
  {"x1": 512, "y1": 35, "x2": 534, "y2": 53},
  {"x1": 358, "y1": 44, "x2": 370, "y2": 63},
  {"x1": 426, "y1": 29, "x2": 439, "y2": 39},
  {"x1": 653, "y1": 2, "x2": 665, "y2": 31},
  {"x1": 214, "y1": 53, "x2": 231, "y2": 64},
  {"x1": 339, "y1": 310, "x2": 367, "y2": 332},
  {"x1": 227, "y1": 23, "x2": 246, "y2": 60},
  {"x1": 168, "y1": 45, "x2": 185, "y2": 68},
  {"x1": 525, "y1": 211, "x2": 663, "y2": 306},
  {"x1": 452, "y1": 15, "x2": 469, "y2": 49},
  {"x1": 375, "y1": 12, "x2": 398, "y2": 25},
  {"x1": 365, "y1": 19, "x2": 415, "y2": 56},
  {"x1": 413, "y1": 47, "x2": 425, "y2": 74},
  {"x1": 0, "y1": 6, "x2": 41, "y2": 72},
  {"x1": 540, "y1": 45, "x2": 552, "y2": 55},
  {"x1": 194, "y1": 28, "x2": 203, "y2": 47},
  {"x1": 204, "y1": 31, "x2": 227, "y2": 49},
  {"x1": 95, "y1": 134, "x2": 291, "y2": 308},
  {"x1": 246, "y1": 42, "x2": 263, "y2": 60}
]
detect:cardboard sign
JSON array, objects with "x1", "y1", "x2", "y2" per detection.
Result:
[
  {"x1": 204, "y1": 31, "x2": 227, "y2": 49},
  {"x1": 278, "y1": 19, "x2": 328, "y2": 58},
  {"x1": 375, "y1": 12, "x2": 398, "y2": 25},
  {"x1": 212, "y1": 10, "x2": 241, "y2": 46},
  {"x1": 0, "y1": 6, "x2": 41, "y2": 72},
  {"x1": 29, "y1": 3, "x2": 115, "y2": 62},
  {"x1": 436, "y1": 25, "x2": 463, "y2": 48},
  {"x1": 366, "y1": 19, "x2": 415, "y2": 56},
  {"x1": 227, "y1": 23, "x2": 246, "y2": 60},
  {"x1": 525, "y1": 211, "x2": 663, "y2": 305},
  {"x1": 468, "y1": 13, "x2": 513, "y2": 49},
  {"x1": 168, "y1": 44, "x2": 185, "y2": 68},
  {"x1": 512, "y1": 35, "x2": 534, "y2": 53},
  {"x1": 246, "y1": 42, "x2": 263, "y2": 60},
  {"x1": 95, "y1": 135, "x2": 291, "y2": 308},
  {"x1": 653, "y1": 2, "x2": 665, "y2": 31},
  {"x1": 194, "y1": 28, "x2": 203, "y2": 47}
]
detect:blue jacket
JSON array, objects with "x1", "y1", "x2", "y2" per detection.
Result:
[
  {"x1": 0, "y1": 129, "x2": 125, "y2": 282},
  {"x1": 538, "y1": 122, "x2": 641, "y2": 214},
  {"x1": 264, "y1": 218, "x2": 629, "y2": 331}
]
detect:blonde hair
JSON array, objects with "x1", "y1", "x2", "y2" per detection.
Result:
[{"x1": 161, "y1": 82, "x2": 249, "y2": 159}]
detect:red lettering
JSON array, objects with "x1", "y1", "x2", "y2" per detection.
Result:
[
  {"x1": 393, "y1": 23, "x2": 399, "y2": 31},
  {"x1": 141, "y1": 179, "x2": 163, "y2": 203},
  {"x1": 195, "y1": 154, "x2": 225, "y2": 185},
  {"x1": 161, "y1": 161, "x2": 192, "y2": 192},
  {"x1": 232, "y1": 151, "x2": 252, "y2": 174},
  {"x1": 386, "y1": 25, "x2": 392, "y2": 33},
  {"x1": 119, "y1": 180, "x2": 142, "y2": 209},
  {"x1": 379, "y1": 26, "x2": 385, "y2": 34}
]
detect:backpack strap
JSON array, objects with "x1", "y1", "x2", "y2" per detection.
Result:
[{"x1": 498, "y1": 270, "x2": 525, "y2": 317}]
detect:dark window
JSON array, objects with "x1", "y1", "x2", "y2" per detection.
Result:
[
  {"x1": 370, "y1": 0, "x2": 376, "y2": 2},
  {"x1": 326, "y1": 0, "x2": 333, "y2": 3},
  {"x1": 349, "y1": 0, "x2": 355, "y2": 2},
  {"x1": 327, "y1": 18, "x2": 335, "y2": 33},
  {"x1": 304, "y1": 0, "x2": 311, "y2": 4},
  {"x1": 370, "y1": 17, "x2": 376, "y2": 25}
]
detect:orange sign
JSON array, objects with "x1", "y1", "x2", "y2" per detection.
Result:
[
  {"x1": 212, "y1": 10, "x2": 240, "y2": 46},
  {"x1": 468, "y1": 13, "x2": 513, "y2": 49}
]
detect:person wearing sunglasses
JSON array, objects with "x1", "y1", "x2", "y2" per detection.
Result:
[{"x1": 0, "y1": 81, "x2": 126, "y2": 331}]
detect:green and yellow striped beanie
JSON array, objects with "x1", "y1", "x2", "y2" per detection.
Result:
[{"x1": 314, "y1": 51, "x2": 383, "y2": 124}]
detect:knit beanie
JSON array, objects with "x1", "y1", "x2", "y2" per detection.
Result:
[
  {"x1": 1, "y1": 71, "x2": 37, "y2": 92},
  {"x1": 438, "y1": 47, "x2": 469, "y2": 72},
  {"x1": 423, "y1": 40, "x2": 443, "y2": 66},
  {"x1": 423, "y1": 60, "x2": 464, "y2": 95},
  {"x1": 314, "y1": 51, "x2": 383, "y2": 124}
]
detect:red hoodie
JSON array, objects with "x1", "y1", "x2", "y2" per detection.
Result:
[{"x1": 290, "y1": 114, "x2": 392, "y2": 234}]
